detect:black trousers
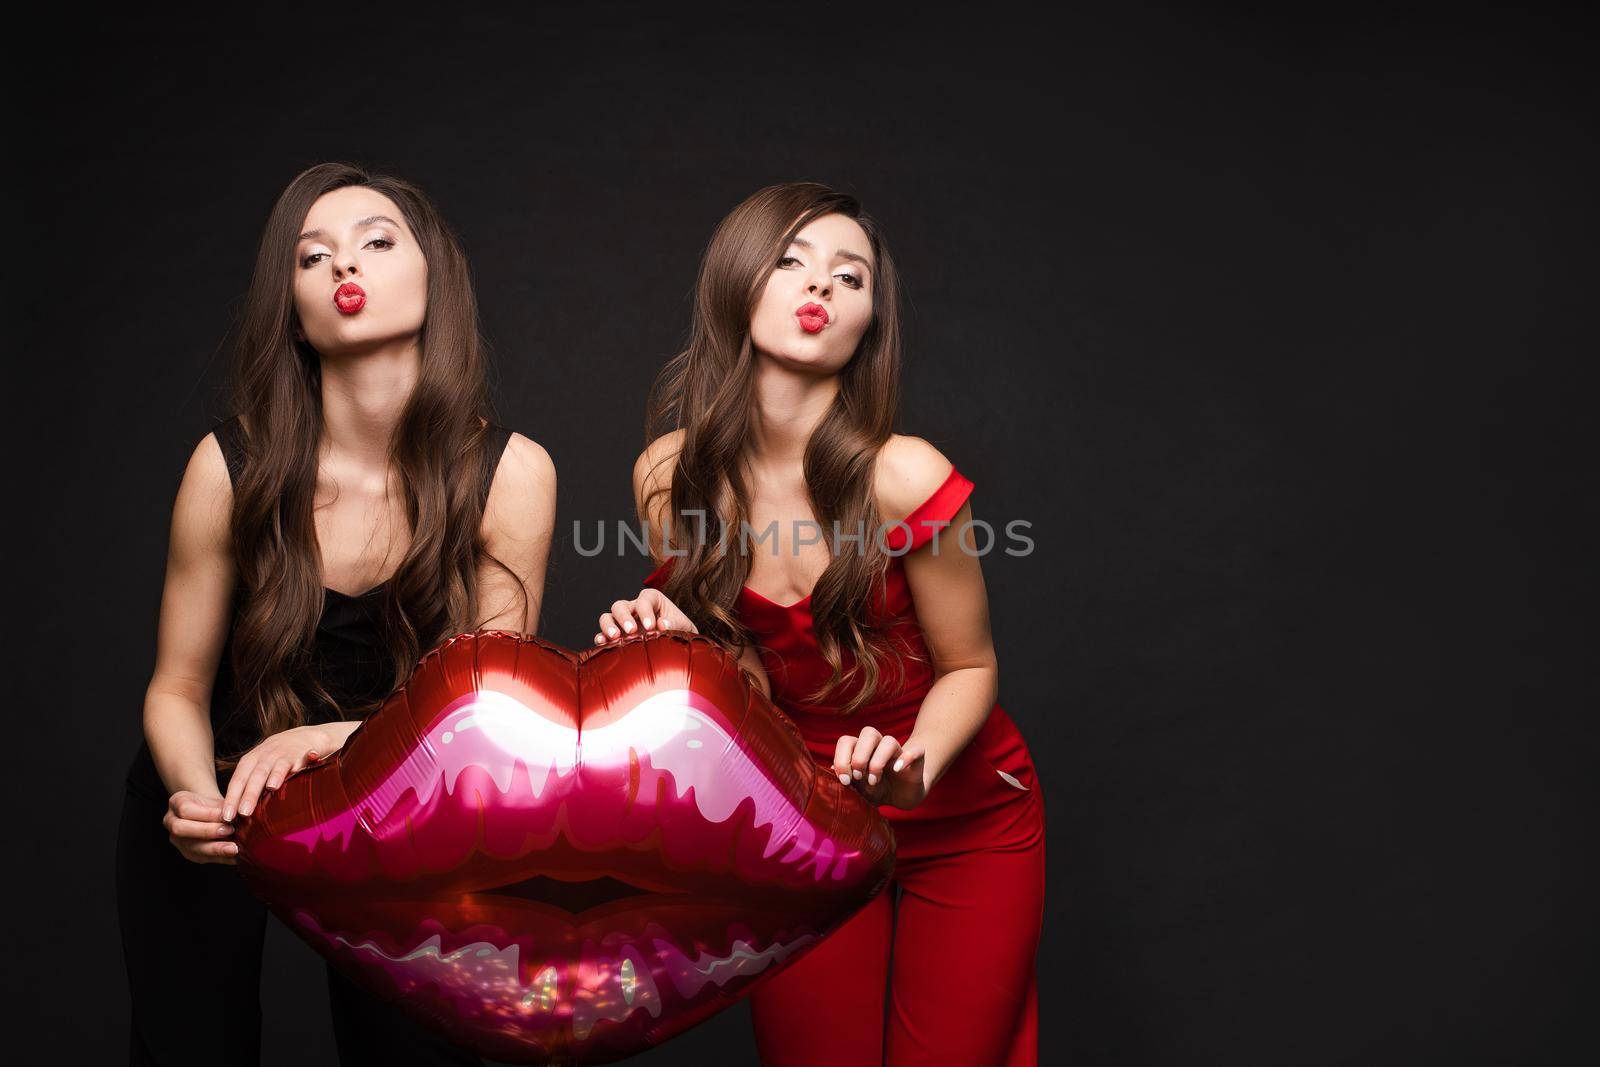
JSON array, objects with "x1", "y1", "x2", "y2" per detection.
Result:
[{"x1": 115, "y1": 780, "x2": 484, "y2": 1067}]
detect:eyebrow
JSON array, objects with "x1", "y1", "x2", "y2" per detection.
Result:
[
  {"x1": 790, "y1": 236, "x2": 873, "y2": 272},
  {"x1": 297, "y1": 215, "x2": 400, "y2": 242}
]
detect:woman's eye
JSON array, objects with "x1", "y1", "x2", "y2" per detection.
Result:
[
  {"x1": 777, "y1": 255, "x2": 801, "y2": 268},
  {"x1": 300, "y1": 252, "x2": 327, "y2": 268},
  {"x1": 365, "y1": 237, "x2": 394, "y2": 250},
  {"x1": 837, "y1": 272, "x2": 863, "y2": 289}
]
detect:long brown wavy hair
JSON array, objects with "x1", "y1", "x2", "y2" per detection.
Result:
[
  {"x1": 642, "y1": 181, "x2": 919, "y2": 715},
  {"x1": 218, "y1": 162, "x2": 525, "y2": 769}
]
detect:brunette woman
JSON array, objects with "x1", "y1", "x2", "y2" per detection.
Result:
[
  {"x1": 115, "y1": 162, "x2": 556, "y2": 1066},
  {"x1": 594, "y1": 182, "x2": 1045, "y2": 1066}
]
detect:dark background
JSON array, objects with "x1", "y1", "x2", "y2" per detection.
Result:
[{"x1": 15, "y1": 3, "x2": 1591, "y2": 1064}]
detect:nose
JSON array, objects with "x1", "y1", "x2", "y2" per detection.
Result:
[
  {"x1": 334, "y1": 253, "x2": 361, "y2": 280},
  {"x1": 805, "y1": 271, "x2": 831, "y2": 299}
]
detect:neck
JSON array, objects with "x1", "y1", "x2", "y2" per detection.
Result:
[
  {"x1": 745, "y1": 355, "x2": 839, "y2": 476},
  {"x1": 316, "y1": 336, "x2": 422, "y2": 463}
]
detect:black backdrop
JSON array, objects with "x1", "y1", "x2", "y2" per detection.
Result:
[{"x1": 15, "y1": 4, "x2": 1591, "y2": 1065}]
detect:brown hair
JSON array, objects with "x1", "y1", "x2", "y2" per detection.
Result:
[
  {"x1": 219, "y1": 161, "x2": 525, "y2": 769},
  {"x1": 642, "y1": 181, "x2": 916, "y2": 715}
]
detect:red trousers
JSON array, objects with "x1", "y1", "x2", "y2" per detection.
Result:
[{"x1": 751, "y1": 731, "x2": 1047, "y2": 1066}]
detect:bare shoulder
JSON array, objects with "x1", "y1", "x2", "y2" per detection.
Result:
[
  {"x1": 486, "y1": 432, "x2": 557, "y2": 528},
  {"x1": 873, "y1": 433, "x2": 956, "y2": 522},
  {"x1": 501, "y1": 431, "x2": 556, "y2": 487},
  {"x1": 170, "y1": 430, "x2": 235, "y2": 562},
  {"x1": 632, "y1": 429, "x2": 686, "y2": 510}
]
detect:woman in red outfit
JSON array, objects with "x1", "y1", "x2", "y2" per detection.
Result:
[{"x1": 594, "y1": 182, "x2": 1046, "y2": 1066}]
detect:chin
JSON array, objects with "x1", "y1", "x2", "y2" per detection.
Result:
[
  {"x1": 317, "y1": 323, "x2": 415, "y2": 356},
  {"x1": 766, "y1": 348, "x2": 840, "y2": 374}
]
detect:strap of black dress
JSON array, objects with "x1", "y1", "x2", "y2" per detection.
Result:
[
  {"x1": 481, "y1": 422, "x2": 514, "y2": 505},
  {"x1": 212, "y1": 415, "x2": 247, "y2": 489}
]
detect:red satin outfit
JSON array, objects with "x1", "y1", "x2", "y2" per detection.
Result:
[{"x1": 643, "y1": 466, "x2": 1046, "y2": 1066}]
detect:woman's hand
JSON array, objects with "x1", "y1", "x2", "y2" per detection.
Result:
[
  {"x1": 832, "y1": 728, "x2": 930, "y2": 811},
  {"x1": 164, "y1": 790, "x2": 238, "y2": 865},
  {"x1": 594, "y1": 589, "x2": 699, "y2": 645},
  {"x1": 221, "y1": 723, "x2": 347, "y2": 822}
]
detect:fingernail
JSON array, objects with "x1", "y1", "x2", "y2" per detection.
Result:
[
  {"x1": 222, "y1": 808, "x2": 233, "y2": 821},
  {"x1": 838, "y1": 773, "x2": 851, "y2": 785},
  {"x1": 868, "y1": 774, "x2": 878, "y2": 785},
  {"x1": 607, "y1": 627, "x2": 618, "y2": 637},
  {"x1": 240, "y1": 804, "x2": 252, "y2": 816},
  {"x1": 893, "y1": 759, "x2": 904, "y2": 772},
  {"x1": 623, "y1": 621, "x2": 635, "y2": 632},
  {"x1": 218, "y1": 825, "x2": 232, "y2": 835},
  {"x1": 852, "y1": 769, "x2": 863, "y2": 780}
]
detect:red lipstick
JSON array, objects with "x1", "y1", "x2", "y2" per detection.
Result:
[
  {"x1": 334, "y1": 282, "x2": 366, "y2": 315},
  {"x1": 796, "y1": 303, "x2": 829, "y2": 333}
]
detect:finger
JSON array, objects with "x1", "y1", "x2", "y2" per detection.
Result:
[
  {"x1": 850, "y1": 728, "x2": 882, "y2": 780},
  {"x1": 866, "y1": 736, "x2": 902, "y2": 786},
  {"x1": 264, "y1": 756, "x2": 293, "y2": 791},
  {"x1": 236, "y1": 760, "x2": 274, "y2": 818},
  {"x1": 633, "y1": 591, "x2": 660, "y2": 632},
  {"x1": 609, "y1": 600, "x2": 642, "y2": 635},
  {"x1": 176, "y1": 793, "x2": 225, "y2": 823},
  {"x1": 186, "y1": 840, "x2": 240, "y2": 864},
  {"x1": 598, "y1": 612, "x2": 622, "y2": 641},
  {"x1": 167, "y1": 817, "x2": 235, "y2": 840},
  {"x1": 832, "y1": 735, "x2": 856, "y2": 786},
  {"x1": 893, "y1": 738, "x2": 926, "y2": 774},
  {"x1": 221, "y1": 761, "x2": 254, "y2": 822}
]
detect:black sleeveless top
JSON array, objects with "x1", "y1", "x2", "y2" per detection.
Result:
[{"x1": 124, "y1": 416, "x2": 516, "y2": 802}]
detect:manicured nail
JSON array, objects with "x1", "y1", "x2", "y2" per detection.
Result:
[
  {"x1": 623, "y1": 621, "x2": 635, "y2": 632},
  {"x1": 223, "y1": 807, "x2": 233, "y2": 821},
  {"x1": 868, "y1": 774, "x2": 878, "y2": 785},
  {"x1": 893, "y1": 759, "x2": 904, "y2": 772},
  {"x1": 838, "y1": 773, "x2": 851, "y2": 785},
  {"x1": 607, "y1": 627, "x2": 618, "y2": 637},
  {"x1": 218, "y1": 825, "x2": 232, "y2": 835},
  {"x1": 240, "y1": 804, "x2": 252, "y2": 816},
  {"x1": 852, "y1": 769, "x2": 863, "y2": 780}
]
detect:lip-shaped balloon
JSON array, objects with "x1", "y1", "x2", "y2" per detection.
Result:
[{"x1": 235, "y1": 629, "x2": 895, "y2": 1064}]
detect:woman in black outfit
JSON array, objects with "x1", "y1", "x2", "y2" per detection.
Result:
[{"x1": 115, "y1": 162, "x2": 557, "y2": 1066}]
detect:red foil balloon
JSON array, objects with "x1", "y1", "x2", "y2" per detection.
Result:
[{"x1": 235, "y1": 630, "x2": 895, "y2": 1064}]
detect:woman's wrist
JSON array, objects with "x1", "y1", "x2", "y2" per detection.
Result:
[{"x1": 310, "y1": 719, "x2": 363, "y2": 754}]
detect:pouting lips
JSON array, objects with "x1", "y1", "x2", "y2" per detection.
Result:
[
  {"x1": 235, "y1": 631, "x2": 894, "y2": 1065},
  {"x1": 334, "y1": 282, "x2": 367, "y2": 315},
  {"x1": 795, "y1": 302, "x2": 829, "y2": 333}
]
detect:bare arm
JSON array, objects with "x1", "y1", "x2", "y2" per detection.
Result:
[
  {"x1": 477, "y1": 433, "x2": 557, "y2": 635},
  {"x1": 142, "y1": 432, "x2": 245, "y2": 862},
  {"x1": 833, "y1": 436, "x2": 999, "y2": 810},
  {"x1": 896, "y1": 496, "x2": 1000, "y2": 791},
  {"x1": 143, "y1": 432, "x2": 236, "y2": 800}
]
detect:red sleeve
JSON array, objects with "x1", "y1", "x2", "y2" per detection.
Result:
[
  {"x1": 642, "y1": 555, "x2": 678, "y2": 589},
  {"x1": 884, "y1": 467, "x2": 975, "y2": 553}
]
